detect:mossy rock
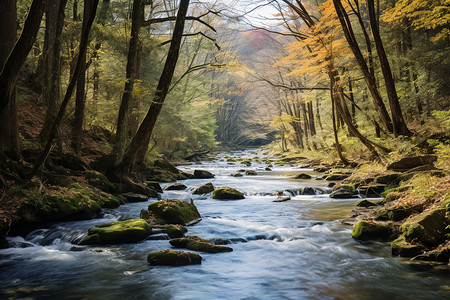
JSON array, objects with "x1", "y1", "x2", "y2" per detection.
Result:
[
  {"x1": 355, "y1": 200, "x2": 378, "y2": 208},
  {"x1": 153, "y1": 159, "x2": 180, "y2": 174},
  {"x1": 70, "y1": 182, "x2": 121, "y2": 209},
  {"x1": 373, "y1": 207, "x2": 411, "y2": 221},
  {"x1": 391, "y1": 236, "x2": 424, "y2": 257},
  {"x1": 375, "y1": 173, "x2": 401, "y2": 185},
  {"x1": 212, "y1": 187, "x2": 245, "y2": 200},
  {"x1": 380, "y1": 185, "x2": 412, "y2": 198},
  {"x1": 295, "y1": 173, "x2": 312, "y2": 179},
  {"x1": 164, "y1": 183, "x2": 188, "y2": 191},
  {"x1": 352, "y1": 220, "x2": 393, "y2": 240},
  {"x1": 80, "y1": 219, "x2": 152, "y2": 245},
  {"x1": 170, "y1": 236, "x2": 233, "y2": 253},
  {"x1": 245, "y1": 170, "x2": 257, "y2": 176},
  {"x1": 147, "y1": 199, "x2": 201, "y2": 225},
  {"x1": 150, "y1": 224, "x2": 188, "y2": 238},
  {"x1": 193, "y1": 182, "x2": 214, "y2": 194},
  {"x1": 193, "y1": 169, "x2": 215, "y2": 179},
  {"x1": 122, "y1": 192, "x2": 148, "y2": 202},
  {"x1": 325, "y1": 173, "x2": 350, "y2": 181},
  {"x1": 401, "y1": 209, "x2": 447, "y2": 246},
  {"x1": 358, "y1": 184, "x2": 387, "y2": 198},
  {"x1": 85, "y1": 171, "x2": 117, "y2": 193},
  {"x1": 412, "y1": 242, "x2": 450, "y2": 262},
  {"x1": 147, "y1": 249, "x2": 202, "y2": 266},
  {"x1": 145, "y1": 181, "x2": 163, "y2": 193},
  {"x1": 330, "y1": 184, "x2": 358, "y2": 199},
  {"x1": 387, "y1": 155, "x2": 437, "y2": 171},
  {"x1": 241, "y1": 161, "x2": 252, "y2": 166}
]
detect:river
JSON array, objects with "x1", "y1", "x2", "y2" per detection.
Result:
[{"x1": 0, "y1": 151, "x2": 449, "y2": 299}]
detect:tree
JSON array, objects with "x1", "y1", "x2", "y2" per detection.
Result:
[
  {"x1": 0, "y1": 0, "x2": 46, "y2": 159},
  {"x1": 119, "y1": 0, "x2": 190, "y2": 169}
]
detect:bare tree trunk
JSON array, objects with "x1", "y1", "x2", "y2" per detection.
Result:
[
  {"x1": 120, "y1": 0, "x2": 190, "y2": 168},
  {"x1": 0, "y1": 0, "x2": 45, "y2": 159},
  {"x1": 31, "y1": 0, "x2": 99, "y2": 175},
  {"x1": 39, "y1": 0, "x2": 67, "y2": 144},
  {"x1": 367, "y1": 0, "x2": 411, "y2": 136},
  {"x1": 333, "y1": 0, "x2": 393, "y2": 133},
  {"x1": 113, "y1": 0, "x2": 144, "y2": 164},
  {"x1": 72, "y1": 0, "x2": 92, "y2": 154}
]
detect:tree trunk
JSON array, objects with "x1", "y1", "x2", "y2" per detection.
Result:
[
  {"x1": 0, "y1": 0, "x2": 45, "y2": 159},
  {"x1": 0, "y1": 0, "x2": 20, "y2": 159},
  {"x1": 330, "y1": 76, "x2": 350, "y2": 165},
  {"x1": 39, "y1": 0, "x2": 67, "y2": 145},
  {"x1": 31, "y1": 0, "x2": 99, "y2": 175},
  {"x1": 113, "y1": 0, "x2": 144, "y2": 164},
  {"x1": 120, "y1": 0, "x2": 190, "y2": 168},
  {"x1": 367, "y1": 0, "x2": 411, "y2": 136},
  {"x1": 72, "y1": 0, "x2": 92, "y2": 154},
  {"x1": 332, "y1": 0, "x2": 393, "y2": 133}
]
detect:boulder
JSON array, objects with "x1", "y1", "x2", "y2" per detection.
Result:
[
  {"x1": 146, "y1": 199, "x2": 201, "y2": 225},
  {"x1": 84, "y1": 171, "x2": 117, "y2": 193},
  {"x1": 391, "y1": 236, "x2": 424, "y2": 257},
  {"x1": 147, "y1": 249, "x2": 202, "y2": 266},
  {"x1": 295, "y1": 173, "x2": 312, "y2": 179},
  {"x1": 400, "y1": 209, "x2": 447, "y2": 246},
  {"x1": 80, "y1": 219, "x2": 152, "y2": 245},
  {"x1": 375, "y1": 173, "x2": 401, "y2": 185},
  {"x1": 230, "y1": 173, "x2": 243, "y2": 177},
  {"x1": 193, "y1": 169, "x2": 215, "y2": 179},
  {"x1": 355, "y1": 200, "x2": 378, "y2": 208},
  {"x1": 145, "y1": 181, "x2": 163, "y2": 193},
  {"x1": 314, "y1": 166, "x2": 329, "y2": 172},
  {"x1": 273, "y1": 196, "x2": 290, "y2": 202},
  {"x1": 301, "y1": 187, "x2": 316, "y2": 195},
  {"x1": 169, "y1": 236, "x2": 233, "y2": 253},
  {"x1": 245, "y1": 170, "x2": 257, "y2": 176},
  {"x1": 265, "y1": 167, "x2": 272, "y2": 171},
  {"x1": 212, "y1": 187, "x2": 245, "y2": 200},
  {"x1": 122, "y1": 192, "x2": 148, "y2": 202},
  {"x1": 412, "y1": 241, "x2": 450, "y2": 262},
  {"x1": 193, "y1": 182, "x2": 214, "y2": 194},
  {"x1": 358, "y1": 184, "x2": 387, "y2": 198},
  {"x1": 149, "y1": 224, "x2": 187, "y2": 238},
  {"x1": 352, "y1": 220, "x2": 393, "y2": 240},
  {"x1": 387, "y1": 155, "x2": 437, "y2": 172},
  {"x1": 164, "y1": 183, "x2": 188, "y2": 191},
  {"x1": 330, "y1": 184, "x2": 358, "y2": 199},
  {"x1": 373, "y1": 207, "x2": 411, "y2": 221}
]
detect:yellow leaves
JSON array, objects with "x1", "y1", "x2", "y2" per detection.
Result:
[{"x1": 383, "y1": 0, "x2": 450, "y2": 41}]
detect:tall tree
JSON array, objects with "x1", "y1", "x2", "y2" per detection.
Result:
[
  {"x1": 31, "y1": 0, "x2": 99, "y2": 175},
  {"x1": 112, "y1": 0, "x2": 144, "y2": 164},
  {"x1": 367, "y1": 0, "x2": 411, "y2": 136},
  {"x1": 119, "y1": 0, "x2": 190, "y2": 168},
  {"x1": 0, "y1": 0, "x2": 46, "y2": 159}
]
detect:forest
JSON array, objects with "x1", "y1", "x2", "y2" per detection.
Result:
[{"x1": 0, "y1": 0, "x2": 449, "y2": 299}]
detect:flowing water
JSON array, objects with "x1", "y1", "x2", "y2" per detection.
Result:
[{"x1": 1, "y1": 151, "x2": 449, "y2": 299}]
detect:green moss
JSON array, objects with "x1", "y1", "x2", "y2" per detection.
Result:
[
  {"x1": 212, "y1": 187, "x2": 245, "y2": 200},
  {"x1": 391, "y1": 236, "x2": 424, "y2": 257},
  {"x1": 169, "y1": 236, "x2": 233, "y2": 253},
  {"x1": 147, "y1": 199, "x2": 201, "y2": 225},
  {"x1": 352, "y1": 220, "x2": 393, "y2": 240},
  {"x1": 355, "y1": 200, "x2": 378, "y2": 207},
  {"x1": 373, "y1": 207, "x2": 411, "y2": 221},
  {"x1": 400, "y1": 209, "x2": 447, "y2": 246},
  {"x1": 84, "y1": 171, "x2": 116, "y2": 193},
  {"x1": 150, "y1": 224, "x2": 188, "y2": 238},
  {"x1": 80, "y1": 219, "x2": 152, "y2": 245},
  {"x1": 147, "y1": 249, "x2": 202, "y2": 266},
  {"x1": 193, "y1": 182, "x2": 214, "y2": 194}
]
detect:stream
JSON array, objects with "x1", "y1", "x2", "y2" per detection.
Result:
[{"x1": 0, "y1": 151, "x2": 449, "y2": 299}]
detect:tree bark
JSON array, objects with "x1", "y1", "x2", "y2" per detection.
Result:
[
  {"x1": 0, "y1": 0, "x2": 20, "y2": 159},
  {"x1": 31, "y1": 0, "x2": 99, "y2": 175},
  {"x1": 0, "y1": 0, "x2": 45, "y2": 159},
  {"x1": 113, "y1": 0, "x2": 144, "y2": 164},
  {"x1": 72, "y1": 0, "x2": 92, "y2": 154},
  {"x1": 39, "y1": 0, "x2": 68, "y2": 145},
  {"x1": 367, "y1": 0, "x2": 411, "y2": 136},
  {"x1": 120, "y1": 0, "x2": 190, "y2": 168}
]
